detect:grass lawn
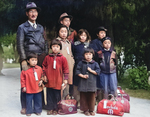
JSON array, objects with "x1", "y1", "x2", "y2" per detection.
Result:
[
  {"x1": 118, "y1": 79, "x2": 150, "y2": 100},
  {"x1": 3, "y1": 63, "x2": 20, "y2": 68}
]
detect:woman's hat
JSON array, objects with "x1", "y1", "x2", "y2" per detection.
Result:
[
  {"x1": 25, "y1": 2, "x2": 41, "y2": 12},
  {"x1": 96, "y1": 26, "x2": 107, "y2": 34},
  {"x1": 58, "y1": 13, "x2": 73, "y2": 23},
  {"x1": 101, "y1": 37, "x2": 111, "y2": 43}
]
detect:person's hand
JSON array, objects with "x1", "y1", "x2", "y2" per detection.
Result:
[
  {"x1": 87, "y1": 67, "x2": 92, "y2": 72},
  {"x1": 43, "y1": 76, "x2": 48, "y2": 83},
  {"x1": 22, "y1": 87, "x2": 26, "y2": 92},
  {"x1": 63, "y1": 80, "x2": 68, "y2": 85},
  {"x1": 38, "y1": 80, "x2": 43, "y2": 86},
  {"x1": 21, "y1": 60, "x2": 28, "y2": 71},
  {"x1": 82, "y1": 75, "x2": 89, "y2": 79}
]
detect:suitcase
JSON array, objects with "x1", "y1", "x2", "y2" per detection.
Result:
[
  {"x1": 117, "y1": 86, "x2": 130, "y2": 101},
  {"x1": 116, "y1": 93, "x2": 130, "y2": 113},
  {"x1": 97, "y1": 94, "x2": 124, "y2": 116}
]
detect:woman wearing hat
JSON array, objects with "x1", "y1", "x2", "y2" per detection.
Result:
[{"x1": 59, "y1": 12, "x2": 77, "y2": 44}]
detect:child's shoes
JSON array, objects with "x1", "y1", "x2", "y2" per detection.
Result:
[
  {"x1": 47, "y1": 110, "x2": 53, "y2": 115},
  {"x1": 52, "y1": 110, "x2": 58, "y2": 115},
  {"x1": 89, "y1": 111, "x2": 95, "y2": 116},
  {"x1": 84, "y1": 111, "x2": 90, "y2": 116},
  {"x1": 20, "y1": 108, "x2": 26, "y2": 114},
  {"x1": 35, "y1": 113, "x2": 41, "y2": 116},
  {"x1": 26, "y1": 114, "x2": 31, "y2": 116}
]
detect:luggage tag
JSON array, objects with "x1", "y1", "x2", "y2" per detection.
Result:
[
  {"x1": 53, "y1": 60, "x2": 56, "y2": 69},
  {"x1": 33, "y1": 68, "x2": 38, "y2": 81},
  {"x1": 34, "y1": 71, "x2": 38, "y2": 81},
  {"x1": 66, "y1": 47, "x2": 70, "y2": 55}
]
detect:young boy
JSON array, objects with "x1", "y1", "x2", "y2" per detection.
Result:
[
  {"x1": 20, "y1": 53, "x2": 44, "y2": 116},
  {"x1": 59, "y1": 12, "x2": 77, "y2": 43},
  {"x1": 42, "y1": 39, "x2": 69, "y2": 115},
  {"x1": 90, "y1": 26, "x2": 107, "y2": 63},
  {"x1": 98, "y1": 37, "x2": 117, "y2": 99},
  {"x1": 76, "y1": 48, "x2": 100, "y2": 116}
]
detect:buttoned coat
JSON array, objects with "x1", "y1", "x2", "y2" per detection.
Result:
[{"x1": 17, "y1": 21, "x2": 48, "y2": 62}]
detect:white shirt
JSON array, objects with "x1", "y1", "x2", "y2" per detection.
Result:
[{"x1": 28, "y1": 20, "x2": 37, "y2": 29}]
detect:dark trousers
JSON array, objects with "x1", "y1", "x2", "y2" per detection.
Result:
[
  {"x1": 80, "y1": 92, "x2": 95, "y2": 112},
  {"x1": 26, "y1": 92, "x2": 42, "y2": 114},
  {"x1": 47, "y1": 88, "x2": 61, "y2": 110},
  {"x1": 21, "y1": 88, "x2": 26, "y2": 108}
]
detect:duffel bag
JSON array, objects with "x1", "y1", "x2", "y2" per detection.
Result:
[
  {"x1": 57, "y1": 95, "x2": 77, "y2": 115},
  {"x1": 97, "y1": 94, "x2": 124, "y2": 116},
  {"x1": 116, "y1": 93, "x2": 130, "y2": 113},
  {"x1": 117, "y1": 86, "x2": 130, "y2": 101}
]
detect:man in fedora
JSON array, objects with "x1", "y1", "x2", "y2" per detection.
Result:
[
  {"x1": 17, "y1": 2, "x2": 48, "y2": 114},
  {"x1": 59, "y1": 12, "x2": 77, "y2": 44}
]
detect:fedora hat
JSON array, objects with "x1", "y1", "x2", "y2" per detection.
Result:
[
  {"x1": 25, "y1": 2, "x2": 41, "y2": 12},
  {"x1": 58, "y1": 12, "x2": 73, "y2": 23}
]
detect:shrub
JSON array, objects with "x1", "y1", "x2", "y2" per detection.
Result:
[{"x1": 127, "y1": 66, "x2": 150, "y2": 90}]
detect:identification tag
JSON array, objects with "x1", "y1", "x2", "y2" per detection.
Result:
[
  {"x1": 53, "y1": 60, "x2": 56, "y2": 69},
  {"x1": 66, "y1": 47, "x2": 70, "y2": 55},
  {"x1": 34, "y1": 72, "x2": 38, "y2": 81}
]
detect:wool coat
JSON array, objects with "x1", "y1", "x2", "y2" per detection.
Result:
[
  {"x1": 76, "y1": 60, "x2": 100, "y2": 92},
  {"x1": 98, "y1": 49, "x2": 117, "y2": 73},
  {"x1": 72, "y1": 41, "x2": 89, "y2": 86},
  {"x1": 20, "y1": 65, "x2": 43, "y2": 94},
  {"x1": 89, "y1": 38, "x2": 103, "y2": 63},
  {"x1": 42, "y1": 53, "x2": 69, "y2": 90}
]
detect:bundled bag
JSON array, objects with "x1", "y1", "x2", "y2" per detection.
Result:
[
  {"x1": 117, "y1": 86, "x2": 130, "y2": 101},
  {"x1": 97, "y1": 94, "x2": 124, "y2": 116},
  {"x1": 57, "y1": 95, "x2": 77, "y2": 115},
  {"x1": 116, "y1": 93, "x2": 130, "y2": 113}
]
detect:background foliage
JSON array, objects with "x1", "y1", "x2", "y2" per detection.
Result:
[{"x1": 0, "y1": 0, "x2": 150, "y2": 89}]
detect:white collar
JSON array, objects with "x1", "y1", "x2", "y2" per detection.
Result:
[
  {"x1": 28, "y1": 20, "x2": 37, "y2": 28},
  {"x1": 104, "y1": 48, "x2": 110, "y2": 51}
]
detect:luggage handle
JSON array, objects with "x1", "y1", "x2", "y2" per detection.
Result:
[
  {"x1": 108, "y1": 94, "x2": 115, "y2": 101},
  {"x1": 117, "y1": 93, "x2": 123, "y2": 99},
  {"x1": 117, "y1": 86, "x2": 122, "y2": 90}
]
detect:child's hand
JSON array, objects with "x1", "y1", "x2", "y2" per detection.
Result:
[
  {"x1": 87, "y1": 67, "x2": 92, "y2": 72},
  {"x1": 83, "y1": 75, "x2": 89, "y2": 79},
  {"x1": 63, "y1": 80, "x2": 68, "y2": 85},
  {"x1": 22, "y1": 87, "x2": 26, "y2": 92},
  {"x1": 38, "y1": 80, "x2": 43, "y2": 86}
]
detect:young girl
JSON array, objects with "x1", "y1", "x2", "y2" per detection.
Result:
[
  {"x1": 97, "y1": 37, "x2": 117, "y2": 99},
  {"x1": 76, "y1": 48, "x2": 100, "y2": 116},
  {"x1": 20, "y1": 53, "x2": 44, "y2": 116},
  {"x1": 42, "y1": 39, "x2": 69, "y2": 115},
  {"x1": 56, "y1": 25, "x2": 74, "y2": 97},
  {"x1": 72, "y1": 29, "x2": 91, "y2": 107}
]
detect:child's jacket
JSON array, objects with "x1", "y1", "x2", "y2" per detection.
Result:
[
  {"x1": 98, "y1": 49, "x2": 117, "y2": 74},
  {"x1": 42, "y1": 53, "x2": 69, "y2": 90},
  {"x1": 20, "y1": 65, "x2": 43, "y2": 94},
  {"x1": 76, "y1": 60, "x2": 100, "y2": 92}
]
